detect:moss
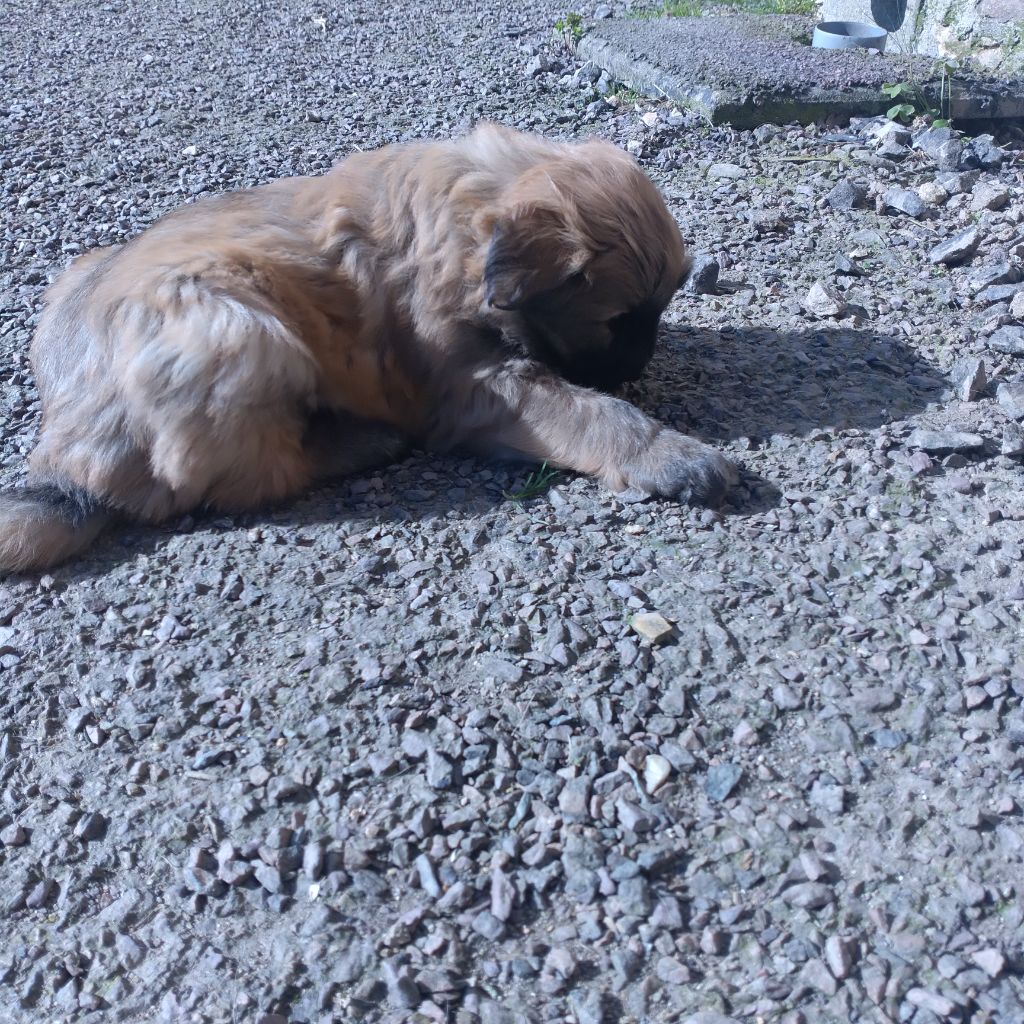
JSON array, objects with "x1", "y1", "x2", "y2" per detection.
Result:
[
  {"x1": 940, "y1": 0, "x2": 969, "y2": 30},
  {"x1": 912, "y1": 1, "x2": 927, "y2": 43},
  {"x1": 631, "y1": 0, "x2": 818, "y2": 16}
]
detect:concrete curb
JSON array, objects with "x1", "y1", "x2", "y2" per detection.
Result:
[{"x1": 577, "y1": 16, "x2": 1024, "y2": 127}]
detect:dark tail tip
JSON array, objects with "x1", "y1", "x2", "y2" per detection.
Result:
[{"x1": 0, "y1": 485, "x2": 110, "y2": 573}]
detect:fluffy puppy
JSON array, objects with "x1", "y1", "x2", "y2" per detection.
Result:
[{"x1": 0, "y1": 123, "x2": 736, "y2": 571}]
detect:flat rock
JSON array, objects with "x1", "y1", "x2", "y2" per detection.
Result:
[
  {"x1": 883, "y1": 188, "x2": 926, "y2": 218},
  {"x1": 629, "y1": 612, "x2": 674, "y2": 644},
  {"x1": 951, "y1": 356, "x2": 987, "y2": 401},
  {"x1": 704, "y1": 762, "x2": 742, "y2": 802},
  {"x1": 988, "y1": 326, "x2": 1024, "y2": 355},
  {"x1": 998, "y1": 382, "x2": 1024, "y2": 419},
  {"x1": 708, "y1": 162, "x2": 746, "y2": 180},
  {"x1": 782, "y1": 882, "x2": 834, "y2": 909},
  {"x1": 929, "y1": 226, "x2": 982, "y2": 266},
  {"x1": 975, "y1": 283, "x2": 1023, "y2": 305},
  {"x1": 802, "y1": 956, "x2": 838, "y2": 995},
  {"x1": 835, "y1": 252, "x2": 866, "y2": 276},
  {"x1": 1002, "y1": 422, "x2": 1024, "y2": 456},
  {"x1": 970, "y1": 260, "x2": 1023, "y2": 293},
  {"x1": 906, "y1": 988, "x2": 956, "y2": 1017},
  {"x1": 655, "y1": 955, "x2": 691, "y2": 984},
  {"x1": 972, "y1": 181, "x2": 1009, "y2": 212},
  {"x1": 907, "y1": 429, "x2": 984, "y2": 454}
]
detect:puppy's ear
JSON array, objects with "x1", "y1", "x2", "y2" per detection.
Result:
[{"x1": 484, "y1": 206, "x2": 590, "y2": 311}]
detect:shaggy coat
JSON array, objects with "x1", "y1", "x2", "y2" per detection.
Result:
[{"x1": 0, "y1": 123, "x2": 736, "y2": 570}]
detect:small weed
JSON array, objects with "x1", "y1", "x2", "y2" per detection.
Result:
[
  {"x1": 661, "y1": 0, "x2": 702, "y2": 14},
  {"x1": 993, "y1": 897, "x2": 1013, "y2": 916},
  {"x1": 882, "y1": 82, "x2": 918, "y2": 123},
  {"x1": 632, "y1": 1, "x2": 701, "y2": 18},
  {"x1": 880, "y1": 477, "x2": 921, "y2": 517},
  {"x1": 606, "y1": 83, "x2": 645, "y2": 104},
  {"x1": 733, "y1": 0, "x2": 817, "y2": 12},
  {"x1": 619, "y1": 87, "x2": 645, "y2": 104},
  {"x1": 633, "y1": 0, "x2": 816, "y2": 17},
  {"x1": 503, "y1": 461, "x2": 561, "y2": 502},
  {"x1": 554, "y1": 11, "x2": 585, "y2": 47},
  {"x1": 883, "y1": 54, "x2": 958, "y2": 126}
]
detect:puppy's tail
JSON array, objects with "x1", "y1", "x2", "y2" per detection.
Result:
[{"x1": 0, "y1": 485, "x2": 110, "y2": 573}]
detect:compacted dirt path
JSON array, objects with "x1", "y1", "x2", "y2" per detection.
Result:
[{"x1": 1, "y1": 1, "x2": 1022, "y2": 1022}]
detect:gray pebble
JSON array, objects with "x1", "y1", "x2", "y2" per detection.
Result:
[
  {"x1": 687, "y1": 254, "x2": 720, "y2": 294},
  {"x1": 882, "y1": 188, "x2": 926, "y2": 218},
  {"x1": 825, "y1": 178, "x2": 866, "y2": 210},
  {"x1": 782, "y1": 883, "x2": 834, "y2": 909},
  {"x1": 472, "y1": 910, "x2": 507, "y2": 941},
  {"x1": 73, "y1": 813, "x2": 107, "y2": 842},
  {"x1": 988, "y1": 326, "x2": 1024, "y2": 356},
  {"x1": 704, "y1": 763, "x2": 743, "y2": 802},
  {"x1": 998, "y1": 382, "x2": 1024, "y2": 420}
]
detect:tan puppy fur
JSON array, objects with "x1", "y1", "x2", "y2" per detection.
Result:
[{"x1": 0, "y1": 123, "x2": 736, "y2": 571}]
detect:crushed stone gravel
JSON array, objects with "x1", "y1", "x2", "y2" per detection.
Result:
[{"x1": 1, "y1": 1, "x2": 1024, "y2": 1022}]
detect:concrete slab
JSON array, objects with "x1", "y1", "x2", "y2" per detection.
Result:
[{"x1": 577, "y1": 15, "x2": 1024, "y2": 127}]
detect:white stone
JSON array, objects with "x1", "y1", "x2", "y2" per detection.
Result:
[
  {"x1": 629, "y1": 612, "x2": 674, "y2": 644},
  {"x1": 643, "y1": 754, "x2": 672, "y2": 794},
  {"x1": 803, "y1": 280, "x2": 848, "y2": 318}
]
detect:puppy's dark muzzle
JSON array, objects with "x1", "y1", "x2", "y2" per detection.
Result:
[
  {"x1": 566, "y1": 314, "x2": 659, "y2": 391},
  {"x1": 562, "y1": 334, "x2": 655, "y2": 391}
]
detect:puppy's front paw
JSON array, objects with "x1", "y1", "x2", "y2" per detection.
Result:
[{"x1": 617, "y1": 430, "x2": 738, "y2": 507}]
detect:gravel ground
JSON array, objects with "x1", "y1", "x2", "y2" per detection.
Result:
[{"x1": 2, "y1": 2, "x2": 1024, "y2": 1023}]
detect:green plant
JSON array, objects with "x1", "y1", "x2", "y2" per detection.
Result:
[
  {"x1": 933, "y1": 58, "x2": 957, "y2": 126},
  {"x1": 882, "y1": 43, "x2": 958, "y2": 126},
  {"x1": 554, "y1": 11, "x2": 585, "y2": 47},
  {"x1": 735, "y1": 0, "x2": 817, "y2": 12},
  {"x1": 612, "y1": 84, "x2": 645, "y2": 104},
  {"x1": 632, "y1": 0, "x2": 701, "y2": 18},
  {"x1": 503, "y1": 461, "x2": 561, "y2": 502},
  {"x1": 882, "y1": 82, "x2": 918, "y2": 123}
]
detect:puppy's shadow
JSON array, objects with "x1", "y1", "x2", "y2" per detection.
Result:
[
  {"x1": 623, "y1": 323, "x2": 945, "y2": 512},
  {"x1": 37, "y1": 324, "x2": 943, "y2": 581},
  {"x1": 640, "y1": 323, "x2": 943, "y2": 441}
]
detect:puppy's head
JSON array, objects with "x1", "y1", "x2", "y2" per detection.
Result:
[{"x1": 482, "y1": 141, "x2": 690, "y2": 391}]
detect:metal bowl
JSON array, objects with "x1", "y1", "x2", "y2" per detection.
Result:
[{"x1": 812, "y1": 20, "x2": 888, "y2": 53}]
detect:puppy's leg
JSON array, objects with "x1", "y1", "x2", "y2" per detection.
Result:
[
  {"x1": 303, "y1": 409, "x2": 410, "y2": 480},
  {"x1": 441, "y1": 360, "x2": 737, "y2": 506}
]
